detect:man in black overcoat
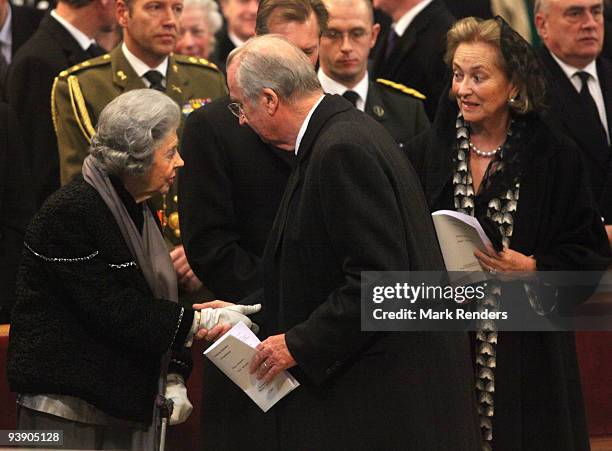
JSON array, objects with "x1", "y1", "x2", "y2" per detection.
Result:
[
  {"x1": 5, "y1": 0, "x2": 114, "y2": 207},
  {"x1": 535, "y1": 0, "x2": 612, "y2": 245},
  {"x1": 370, "y1": 0, "x2": 455, "y2": 120},
  {"x1": 228, "y1": 34, "x2": 480, "y2": 450}
]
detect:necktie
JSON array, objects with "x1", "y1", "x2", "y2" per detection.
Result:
[
  {"x1": 144, "y1": 70, "x2": 166, "y2": 92},
  {"x1": 384, "y1": 29, "x2": 399, "y2": 62},
  {"x1": 86, "y1": 43, "x2": 106, "y2": 58},
  {"x1": 576, "y1": 71, "x2": 607, "y2": 144},
  {"x1": 342, "y1": 90, "x2": 359, "y2": 107}
]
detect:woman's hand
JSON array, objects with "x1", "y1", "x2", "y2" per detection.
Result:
[
  {"x1": 191, "y1": 301, "x2": 261, "y2": 341},
  {"x1": 474, "y1": 245, "x2": 536, "y2": 276}
]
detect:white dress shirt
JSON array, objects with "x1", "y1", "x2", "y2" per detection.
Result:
[
  {"x1": 550, "y1": 52, "x2": 609, "y2": 144},
  {"x1": 122, "y1": 42, "x2": 169, "y2": 88},
  {"x1": 295, "y1": 95, "x2": 325, "y2": 155},
  {"x1": 50, "y1": 9, "x2": 95, "y2": 51},
  {"x1": 317, "y1": 68, "x2": 369, "y2": 112},
  {"x1": 392, "y1": 0, "x2": 433, "y2": 37}
]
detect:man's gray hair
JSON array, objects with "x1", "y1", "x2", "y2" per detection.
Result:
[
  {"x1": 534, "y1": 0, "x2": 548, "y2": 14},
  {"x1": 89, "y1": 89, "x2": 181, "y2": 176},
  {"x1": 227, "y1": 35, "x2": 321, "y2": 103}
]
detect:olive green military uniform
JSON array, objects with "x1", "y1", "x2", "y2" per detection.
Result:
[{"x1": 52, "y1": 45, "x2": 227, "y2": 245}]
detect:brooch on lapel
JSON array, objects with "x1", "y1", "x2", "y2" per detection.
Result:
[{"x1": 182, "y1": 98, "x2": 212, "y2": 116}]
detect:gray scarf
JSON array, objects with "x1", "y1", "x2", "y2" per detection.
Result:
[{"x1": 82, "y1": 155, "x2": 178, "y2": 303}]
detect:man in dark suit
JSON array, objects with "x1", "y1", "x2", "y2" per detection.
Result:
[
  {"x1": 211, "y1": 0, "x2": 259, "y2": 71},
  {"x1": 226, "y1": 34, "x2": 480, "y2": 449},
  {"x1": 6, "y1": 0, "x2": 114, "y2": 208},
  {"x1": 0, "y1": 103, "x2": 35, "y2": 323},
  {"x1": 180, "y1": 0, "x2": 326, "y2": 301},
  {"x1": 0, "y1": 0, "x2": 44, "y2": 94},
  {"x1": 0, "y1": 0, "x2": 44, "y2": 79},
  {"x1": 318, "y1": 0, "x2": 429, "y2": 149},
  {"x1": 535, "y1": 0, "x2": 612, "y2": 245},
  {"x1": 370, "y1": 0, "x2": 455, "y2": 120}
]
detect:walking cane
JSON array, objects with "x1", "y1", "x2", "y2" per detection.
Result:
[{"x1": 157, "y1": 395, "x2": 174, "y2": 451}]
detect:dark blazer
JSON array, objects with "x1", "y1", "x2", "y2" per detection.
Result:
[
  {"x1": 261, "y1": 95, "x2": 480, "y2": 450},
  {"x1": 442, "y1": 0, "x2": 492, "y2": 19},
  {"x1": 0, "y1": 103, "x2": 35, "y2": 323},
  {"x1": 406, "y1": 96, "x2": 611, "y2": 450},
  {"x1": 7, "y1": 176, "x2": 194, "y2": 422},
  {"x1": 210, "y1": 27, "x2": 235, "y2": 74},
  {"x1": 10, "y1": 4, "x2": 44, "y2": 57},
  {"x1": 365, "y1": 79, "x2": 430, "y2": 149},
  {"x1": 179, "y1": 96, "x2": 293, "y2": 300},
  {"x1": 371, "y1": 0, "x2": 455, "y2": 120},
  {"x1": 6, "y1": 13, "x2": 92, "y2": 208},
  {"x1": 538, "y1": 47, "x2": 612, "y2": 223}
]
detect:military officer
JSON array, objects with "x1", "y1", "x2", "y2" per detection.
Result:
[
  {"x1": 52, "y1": 0, "x2": 227, "y2": 292},
  {"x1": 317, "y1": 0, "x2": 429, "y2": 148}
]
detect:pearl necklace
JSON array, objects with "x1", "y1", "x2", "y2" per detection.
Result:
[{"x1": 469, "y1": 140, "x2": 502, "y2": 158}]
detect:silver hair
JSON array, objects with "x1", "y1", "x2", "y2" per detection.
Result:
[
  {"x1": 533, "y1": 0, "x2": 548, "y2": 15},
  {"x1": 534, "y1": 0, "x2": 547, "y2": 14},
  {"x1": 227, "y1": 34, "x2": 321, "y2": 103},
  {"x1": 183, "y1": 0, "x2": 223, "y2": 51},
  {"x1": 89, "y1": 89, "x2": 180, "y2": 176}
]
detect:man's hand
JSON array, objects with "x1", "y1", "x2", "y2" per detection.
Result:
[
  {"x1": 170, "y1": 245, "x2": 203, "y2": 293},
  {"x1": 249, "y1": 334, "x2": 297, "y2": 383},
  {"x1": 605, "y1": 225, "x2": 612, "y2": 249}
]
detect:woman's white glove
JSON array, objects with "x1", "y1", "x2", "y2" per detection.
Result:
[
  {"x1": 165, "y1": 374, "x2": 193, "y2": 426},
  {"x1": 198, "y1": 304, "x2": 261, "y2": 334}
]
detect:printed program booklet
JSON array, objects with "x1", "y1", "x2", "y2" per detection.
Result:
[
  {"x1": 203, "y1": 321, "x2": 300, "y2": 412},
  {"x1": 431, "y1": 210, "x2": 492, "y2": 284}
]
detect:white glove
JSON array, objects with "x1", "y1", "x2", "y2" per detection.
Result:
[
  {"x1": 199, "y1": 304, "x2": 261, "y2": 334},
  {"x1": 165, "y1": 374, "x2": 193, "y2": 425}
]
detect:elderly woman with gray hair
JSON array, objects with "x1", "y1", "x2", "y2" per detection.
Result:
[
  {"x1": 7, "y1": 89, "x2": 259, "y2": 450},
  {"x1": 175, "y1": 0, "x2": 223, "y2": 59}
]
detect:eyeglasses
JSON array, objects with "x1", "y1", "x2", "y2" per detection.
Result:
[{"x1": 227, "y1": 102, "x2": 246, "y2": 120}]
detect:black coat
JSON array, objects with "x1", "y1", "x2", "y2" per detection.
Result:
[
  {"x1": 10, "y1": 4, "x2": 44, "y2": 57},
  {"x1": 406, "y1": 96, "x2": 611, "y2": 450},
  {"x1": 6, "y1": 13, "x2": 92, "y2": 208},
  {"x1": 0, "y1": 4, "x2": 42, "y2": 97},
  {"x1": 7, "y1": 177, "x2": 194, "y2": 422},
  {"x1": 442, "y1": 0, "x2": 492, "y2": 19},
  {"x1": 210, "y1": 27, "x2": 235, "y2": 74},
  {"x1": 261, "y1": 95, "x2": 480, "y2": 450},
  {"x1": 365, "y1": 79, "x2": 430, "y2": 149},
  {"x1": 0, "y1": 103, "x2": 35, "y2": 323},
  {"x1": 538, "y1": 47, "x2": 612, "y2": 223},
  {"x1": 371, "y1": 0, "x2": 455, "y2": 121}
]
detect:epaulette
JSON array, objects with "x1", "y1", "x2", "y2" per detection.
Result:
[
  {"x1": 58, "y1": 54, "x2": 111, "y2": 78},
  {"x1": 51, "y1": 74, "x2": 95, "y2": 144},
  {"x1": 376, "y1": 78, "x2": 426, "y2": 100},
  {"x1": 173, "y1": 54, "x2": 220, "y2": 72}
]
